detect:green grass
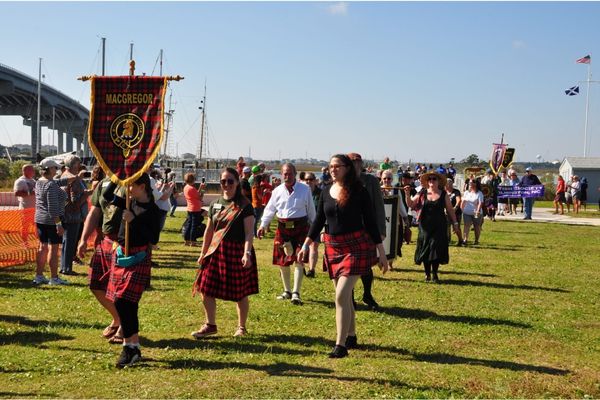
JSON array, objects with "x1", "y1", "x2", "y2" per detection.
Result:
[{"x1": 1, "y1": 214, "x2": 599, "y2": 398}]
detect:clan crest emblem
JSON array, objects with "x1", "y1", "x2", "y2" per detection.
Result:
[{"x1": 110, "y1": 113, "x2": 145, "y2": 158}]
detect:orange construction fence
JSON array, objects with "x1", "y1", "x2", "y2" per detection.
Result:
[{"x1": 0, "y1": 192, "x2": 96, "y2": 268}]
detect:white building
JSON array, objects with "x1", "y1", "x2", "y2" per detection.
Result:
[{"x1": 559, "y1": 157, "x2": 600, "y2": 205}]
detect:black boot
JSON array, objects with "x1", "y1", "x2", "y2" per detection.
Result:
[
  {"x1": 361, "y1": 270, "x2": 379, "y2": 311},
  {"x1": 345, "y1": 335, "x2": 358, "y2": 349},
  {"x1": 328, "y1": 345, "x2": 348, "y2": 358}
]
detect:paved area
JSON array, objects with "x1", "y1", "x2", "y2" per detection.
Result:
[{"x1": 496, "y1": 207, "x2": 600, "y2": 226}]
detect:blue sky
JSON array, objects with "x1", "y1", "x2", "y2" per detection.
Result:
[{"x1": 1, "y1": 1, "x2": 599, "y2": 163}]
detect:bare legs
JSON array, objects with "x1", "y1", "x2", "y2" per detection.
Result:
[
  {"x1": 36, "y1": 243, "x2": 60, "y2": 278},
  {"x1": 201, "y1": 294, "x2": 249, "y2": 330}
]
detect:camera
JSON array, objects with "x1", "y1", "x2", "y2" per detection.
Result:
[
  {"x1": 82, "y1": 171, "x2": 92, "y2": 178},
  {"x1": 201, "y1": 177, "x2": 206, "y2": 183}
]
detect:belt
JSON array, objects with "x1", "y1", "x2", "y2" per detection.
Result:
[{"x1": 278, "y1": 217, "x2": 308, "y2": 229}]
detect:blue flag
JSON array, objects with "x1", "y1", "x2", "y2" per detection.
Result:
[{"x1": 565, "y1": 86, "x2": 579, "y2": 96}]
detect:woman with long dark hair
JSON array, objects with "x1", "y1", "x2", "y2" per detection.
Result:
[
  {"x1": 192, "y1": 167, "x2": 258, "y2": 338},
  {"x1": 298, "y1": 154, "x2": 388, "y2": 358},
  {"x1": 103, "y1": 173, "x2": 161, "y2": 368}
]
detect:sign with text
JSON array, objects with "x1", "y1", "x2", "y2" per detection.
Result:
[{"x1": 497, "y1": 185, "x2": 545, "y2": 198}]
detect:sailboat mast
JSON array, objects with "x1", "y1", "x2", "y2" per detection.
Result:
[
  {"x1": 36, "y1": 58, "x2": 42, "y2": 155},
  {"x1": 199, "y1": 82, "x2": 207, "y2": 161},
  {"x1": 163, "y1": 91, "x2": 173, "y2": 159}
]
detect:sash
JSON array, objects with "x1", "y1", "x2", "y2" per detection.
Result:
[{"x1": 200, "y1": 197, "x2": 249, "y2": 263}]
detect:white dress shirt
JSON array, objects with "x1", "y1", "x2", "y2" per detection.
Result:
[{"x1": 260, "y1": 181, "x2": 316, "y2": 228}]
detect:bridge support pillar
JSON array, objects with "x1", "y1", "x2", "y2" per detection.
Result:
[
  {"x1": 83, "y1": 135, "x2": 89, "y2": 158},
  {"x1": 75, "y1": 137, "x2": 81, "y2": 156},
  {"x1": 57, "y1": 131, "x2": 64, "y2": 153},
  {"x1": 66, "y1": 133, "x2": 73, "y2": 152}
]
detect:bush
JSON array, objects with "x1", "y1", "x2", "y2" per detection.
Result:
[{"x1": 0, "y1": 159, "x2": 10, "y2": 181}]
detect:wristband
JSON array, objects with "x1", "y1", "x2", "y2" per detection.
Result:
[
  {"x1": 301, "y1": 243, "x2": 309, "y2": 252},
  {"x1": 245, "y1": 250, "x2": 252, "y2": 256},
  {"x1": 453, "y1": 222, "x2": 458, "y2": 226}
]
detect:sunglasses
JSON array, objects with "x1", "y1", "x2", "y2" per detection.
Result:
[
  {"x1": 428, "y1": 176, "x2": 438, "y2": 181},
  {"x1": 220, "y1": 178, "x2": 235, "y2": 186}
]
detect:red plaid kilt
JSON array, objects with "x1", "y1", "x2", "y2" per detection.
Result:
[
  {"x1": 88, "y1": 235, "x2": 117, "y2": 291},
  {"x1": 323, "y1": 230, "x2": 378, "y2": 280},
  {"x1": 272, "y1": 219, "x2": 309, "y2": 266},
  {"x1": 194, "y1": 239, "x2": 259, "y2": 302},
  {"x1": 105, "y1": 244, "x2": 151, "y2": 303}
]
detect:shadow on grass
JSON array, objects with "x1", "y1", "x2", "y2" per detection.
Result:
[
  {"x1": 0, "y1": 392, "x2": 41, "y2": 398},
  {"x1": 0, "y1": 314, "x2": 105, "y2": 330},
  {"x1": 0, "y1": 330, "x2": 74, "y2": 346},
  {"x1": 386, "y1": 268, "x2": 498, "y2": 278},
  {"x1": 143, "y1": 337, "x2": 316, "y2": 356},
  {"x1": 309, "y1": 301, "x2": 531, "y2": 329},
  {"x1": 409, "y1": 351, "x2": 569, "y2": 375},
  {"x1": 426, "y1": 279, "x2": 569, "y2": 293}
]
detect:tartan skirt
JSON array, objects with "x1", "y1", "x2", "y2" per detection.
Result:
[
  {"x1": 272, "y1": 219, "x2": 309, "y2": 266},
  {"x1": 87, "y1": 235, "x2": 116, "y2": 291},
  {"x1": 105, "y1": 244, "x2": 151, "y2": 303},
  {"x1": 323, "y1": 230, "x2": 378, "y2": 280},
  {"x1": 194, "y1": 239, "x2": 259, "y2": 302}
]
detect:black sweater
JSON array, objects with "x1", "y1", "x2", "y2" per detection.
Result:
[
  {"x1": 308, "y1": 184, "x2": 382, "y2": 244},
  {"x1": 103, "y1": 182, "x2": 161, "y2": 247}
]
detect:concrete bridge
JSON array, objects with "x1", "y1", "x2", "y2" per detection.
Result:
[{"x1": 0, "y1": 63, "x2": 89, "y2": 157}]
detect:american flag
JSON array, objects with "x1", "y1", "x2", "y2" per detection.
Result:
[{"x1": 576, "y1": 55, "x2": 591, "y2": 64}]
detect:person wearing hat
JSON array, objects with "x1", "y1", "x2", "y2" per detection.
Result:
[
  {"x1": 519, "y1": 167, "x2": 542, "y2": 220},
  {"x1": 258, "y1": 163, "x2": 316, "y2": 305},
  {"x1": 348, "y1": 152, "x2": 386, "y2": 310},
  {"x1": 404, "y1": 171, "x2": 461, "y2": 283},
  {"x1": 13, "y1": 163, "x2": 36, "y2": 244},
  {"x1": 241, "y1": 166, "x2": 252, "y2": 199}
]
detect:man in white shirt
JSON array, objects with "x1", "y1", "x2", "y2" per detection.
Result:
[
  {"x1": 258, "y1": 163, "x2": 316, "y2": 305},
  {"x1": 13, "y1": 164, "x2": 36, "y2": 243}
]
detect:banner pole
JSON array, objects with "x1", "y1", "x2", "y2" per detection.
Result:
[{"x1": 125, "y1": 186, "x2": 130, "y2": 257}]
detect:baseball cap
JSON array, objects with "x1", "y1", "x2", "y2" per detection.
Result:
[
  {"x1": 242, "y1": 166, "x2": 251, "y2": 173},
  {"x1": 39, "y1": 159, "x2": 61, "y2": 169},
  {"x1": 525, "y1": 167, "x2": 532, "y2": 172},
  {"x1": 251, "y1": 165, "x2": 261, "y2": 173},
  {"x1": 347, "y1": 153, "x2": 362, "y2": 161}
]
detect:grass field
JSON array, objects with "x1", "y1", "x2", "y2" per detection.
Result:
[{"x1": 1, "y1": 214, "x2": 599, "y2": 398}]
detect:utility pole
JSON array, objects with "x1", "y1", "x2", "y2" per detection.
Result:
[
  {"x1": 36, "y1": 58, "x2": 42, "y2": 155},
  {"x1": 101, "y1": 37, "x2": 106, "y2": 76}
]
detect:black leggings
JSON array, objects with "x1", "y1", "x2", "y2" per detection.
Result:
[
  {"x1": 423, "y1": 262, "x2": 439, "y2": 276},
  {"x1": 114, "y1": 298, "x2": 139, "y2": 339}
]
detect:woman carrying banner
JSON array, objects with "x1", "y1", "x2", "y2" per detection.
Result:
[
  {"x1": 102, "y1": 173, "x2": 161, "y2": 368},
  {"x1": 297, "y1": 154, "x2": 388, "y2": 358},
  {"x1": 192, "y1": 168, "x2": 258, "y2": 338},
  {"x1": 405, "y1": 172, "x2": 461, "y2": 283}
]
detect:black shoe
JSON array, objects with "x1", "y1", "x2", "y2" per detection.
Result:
[
  {"x1": 425, "y1": 275, "x2": 431, "y2": 283},
  {"x1": 328, "y1": 345, "x2": 348, "y2": 358},
  {"x1": 305, "y1": 269, "x2": 315, "y2": 278},
  {"x1": 116, "y1": 346, "x2": 142, "y2": 369},
  {"x1": 345, "y1": 335, "x2": 358, "y2": 349},
  {"x1": 362, "y1": 296, "x2": 379, "y2": 311},
  {"x1": 62, "y1": 271, "x2": 77, "y2": 276},
  {"x1": 432, "y1": 273, "x2": 440, "y2": 284}
]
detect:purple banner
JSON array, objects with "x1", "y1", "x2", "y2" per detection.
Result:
[{"x1": 497, "y1": 185, "x2": 545, "y2": 198}]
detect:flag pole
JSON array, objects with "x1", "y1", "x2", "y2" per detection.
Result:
[
  {"x1": 124, "y1": 59, "x2": 136, "y2": 257},
  {"x1": 583, "y1": 56, "x2": 591, "y2": 157}
]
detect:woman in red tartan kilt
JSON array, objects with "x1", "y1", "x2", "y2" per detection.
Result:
[
  {"x1": 298, "y1": 154, "x2": 388, "y2": 358},
  {"x1": 192, "y1": 167, "x2": 258, "y2": 339},
  {"x1": 102, "y1": 173, "x2": 161, "y2": 368}
]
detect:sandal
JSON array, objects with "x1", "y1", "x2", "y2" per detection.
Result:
[
  {"x1": 233, "y1": 326, "x2": 247, "y2": 337},
  {"x1": 102, "y1": 325, "x2": 119, "y2": 338},
  {"x1": 108, "y1": 334, "x2": 124, "y2": 344},
  {"x1": 191, "y1": 323, "x2": 217, "y2": 339}
]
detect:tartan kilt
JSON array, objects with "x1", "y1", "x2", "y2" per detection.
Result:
[
  {"x1": 88, "y1": 236, "x2": 115, "y2": 291},
  {"x1": 105, "y1": 244, "x2": 151, "y2": 303},
  {"x1": 272, "y1": 222, "x2": 309, "y2": 266},
  {"x1": 323, "y1": 230, "x2": 378, "y2": 280},
  {"x1": 194, "y1": 239, "x2": 259, "y2": 302}
]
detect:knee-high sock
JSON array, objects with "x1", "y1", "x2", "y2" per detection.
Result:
[
  {"x1": 292, "y1": 263, "x2": 304, "y2": 294},
  {"x1": 424, "y1": 262, "x2": 431, "y2": 277},
  {"x1": 361, "y1": 268, "x2": 374, "y2": 299},
  {"x1": 280, "y1": 266, "x2": 291, "y2": 292}
]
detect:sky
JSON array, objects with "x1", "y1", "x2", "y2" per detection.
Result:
[{"x1": 1, "y1": 1, "x2": 599, "y2": 163}]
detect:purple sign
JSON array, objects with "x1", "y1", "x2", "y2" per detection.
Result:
[{"x1": 497, "y1": 185, "x2": 545, "y2": 199}]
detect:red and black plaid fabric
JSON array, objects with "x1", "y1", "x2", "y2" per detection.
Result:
[
  {"x1": 272, "y1": 219, "x2": 309, "y2": 266},
  {"x1": 194, "y1": 240, "x2": 259, "y2": 302},
  {"x1": 88, "y1": 235, "x2": 116, "y2": 291},
  {"x1": 105, "y1": 244, "x2": 151, "y2": 303},
  {"x1": 323, "y1": 229, "x2": 378, "y2": 280},
  {"x1": 89, "y1": 76, "x2": 167, "y2": 186}
]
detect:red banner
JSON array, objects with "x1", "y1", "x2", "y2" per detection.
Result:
[
  {"x1": 489, "y1": 143, "x2": 507, "y2": 175},
  {"x1": 88, "y1": 76, "x2": 167, "y2": 186}
]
